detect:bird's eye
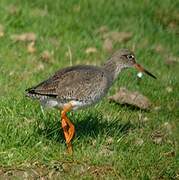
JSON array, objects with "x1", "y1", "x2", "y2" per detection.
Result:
[{"x1": 127, "y1": 55, "x2": 134, "y2": 60}]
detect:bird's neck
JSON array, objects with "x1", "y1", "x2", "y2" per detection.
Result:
[{"x1": 103, "y1": 58, "x2": 127, "y2": 81}]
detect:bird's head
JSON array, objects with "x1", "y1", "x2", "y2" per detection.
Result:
[{"x1": 109, "y1": 49, "x2": 156, "y2": 79}]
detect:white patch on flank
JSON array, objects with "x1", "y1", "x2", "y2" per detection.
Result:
[
  {"x1": 41, "y1": 98, "x2": 59, "y2": 108},
  {"x1": 48, "y1": 99, "x2": 59, "y2": 107}
]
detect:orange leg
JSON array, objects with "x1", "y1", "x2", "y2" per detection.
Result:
[{"x1": 61, "y1": 103, "x2": 75, "y2": 154}]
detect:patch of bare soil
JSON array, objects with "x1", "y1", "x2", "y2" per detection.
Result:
[{"x1": 0, "y1": 161, "x2": 120, "y2": 179}]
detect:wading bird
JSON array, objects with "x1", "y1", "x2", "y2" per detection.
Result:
[{"x1": 26, "y1": 49, "x2": 156, "y2": 153}]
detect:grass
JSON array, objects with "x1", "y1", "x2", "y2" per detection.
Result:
[{"x1": 0, "y1": 0, "x2": 179, "y2": 179}]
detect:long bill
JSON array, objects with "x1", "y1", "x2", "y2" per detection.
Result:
[{"x1": 134, "y1": 63, "x2": 156, "y2": 79}]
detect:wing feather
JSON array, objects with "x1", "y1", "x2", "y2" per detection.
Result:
[{"x1": 26, "y1": 65, "x2": 109, "y2": 101}]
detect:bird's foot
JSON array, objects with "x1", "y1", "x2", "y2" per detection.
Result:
[
  {"x1": 62, "y1": 118, "x2": 75, "y2": 154},
  {"x1": 61, "y1": 103, "x2": 75, "y2": 154}
]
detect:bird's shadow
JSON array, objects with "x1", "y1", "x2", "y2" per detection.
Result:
[{"x1": 34, "y1": 110, "x2": 135, "y2": 143}]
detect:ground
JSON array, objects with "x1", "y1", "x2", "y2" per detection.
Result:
[{"x1": 0, "y1": 0, "x2": 178, "y2": 179}]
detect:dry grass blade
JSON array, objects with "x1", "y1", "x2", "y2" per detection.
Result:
[
  {"x1": 85, "y1": 47, "x2": 97, "y2": 54},
  {"x1": 0, "y1": 24, "x2": 4, "y2": 38}
]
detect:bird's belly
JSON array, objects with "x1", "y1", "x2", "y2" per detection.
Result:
[
  {"x1": 41, "y1": 98, "x2": 60, "y2": 108},
  {"x1": 41, "y1": 97, "x2": 93, "y2": 110}
]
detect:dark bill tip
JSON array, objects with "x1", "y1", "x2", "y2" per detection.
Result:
[
  {"x1": 134, "y1": 63, "x2": 157, "y2": 79},
  {"x1": 143, "y1": 69, "x2": 157, "y2": 79}
]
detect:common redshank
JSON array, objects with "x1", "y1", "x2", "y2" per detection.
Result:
[{"x1": 26, "y1": 49, "x2": 156, "y2": 153}]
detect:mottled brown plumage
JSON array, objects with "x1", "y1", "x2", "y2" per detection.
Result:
[{"x1": 26, "y1": 65, "x2": 110, "y2": 107}]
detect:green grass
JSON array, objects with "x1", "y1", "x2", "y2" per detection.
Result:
[{"x1": 0, "y1": 0, "x2": 179, "y2": 179}]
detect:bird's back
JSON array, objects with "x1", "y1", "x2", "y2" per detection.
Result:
[{"x1": 26, "y1": 65, "x2": 111, "y2": 107}]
